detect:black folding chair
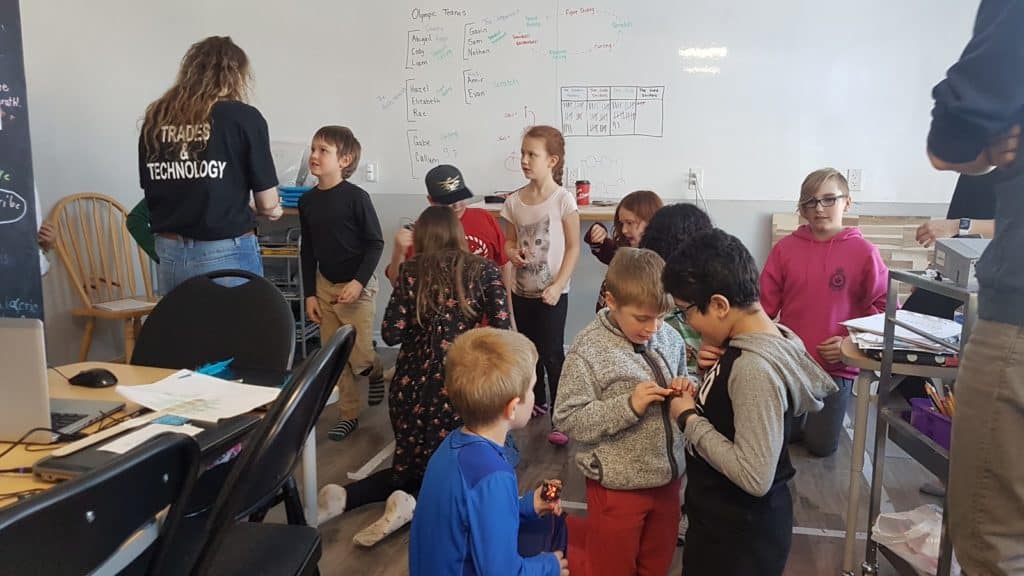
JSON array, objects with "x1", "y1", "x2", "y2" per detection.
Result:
[
  {"x1": 131, "y1": 269, "x2": 295, "y2": 372},
  {"x1": 188, "y1": 325, "x2": 356, "y2": 576},
  {"x1": 0, "y1": 433, "x2": 200, "y2": 576}
]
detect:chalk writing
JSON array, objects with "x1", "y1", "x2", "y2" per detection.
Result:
[
  {"x1": 5, "y1": 296, "x2": 40, "y2": 317},
  {"x1": 549, "y1": 50, "x2": 567, "y2": 61},
  {"x1": 0, "y1": 188, "x2": 27, "y2": 224},
  {"x1": 525, "y1": 16, "x2": 540, "y2": 28},
  {"x1": 564, "y1": 7, "x2": 597, "y2": 16}
]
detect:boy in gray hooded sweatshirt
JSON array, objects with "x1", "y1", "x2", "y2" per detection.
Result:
[
  {"x1": 554, "y1": 247, "x2": 688, "y2": 576},
  {"x1": 664, "y1": 229, "x2": 836, "y2": 576}
]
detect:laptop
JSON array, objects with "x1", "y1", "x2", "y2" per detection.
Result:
[{"x1": 0, "y1": 318, "x2": 124, "y2": 444}]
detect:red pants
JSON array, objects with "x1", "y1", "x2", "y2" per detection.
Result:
[{"x1": 567, "y1": 477, "x2": 681, "y2": 576}]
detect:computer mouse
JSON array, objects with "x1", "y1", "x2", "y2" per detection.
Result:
[{"x1": 69, "y1": 368, "x2": 119, "y2": 388}]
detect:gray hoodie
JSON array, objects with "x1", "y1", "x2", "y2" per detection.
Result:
[
  {"x1": 685, "y1": 325, "x2": 837, "y2": 497},
  {"x1": 553, "y1": 310, "x2": 687, "y2": 490}
]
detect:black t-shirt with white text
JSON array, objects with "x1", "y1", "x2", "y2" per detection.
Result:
[{"x1": 138, "y1": 100, "x2": 278, "y2": 240}]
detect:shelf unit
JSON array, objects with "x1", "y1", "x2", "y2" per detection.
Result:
[
  {"x1": 260, "y1": 225, "x2": 318, "y2": 358},
  {"x1": 860, "y1": 270, "x2": 977, "y2": 576}
]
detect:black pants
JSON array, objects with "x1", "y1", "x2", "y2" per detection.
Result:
[
  {"x1": 512, "y1": 293, "x2": 568, "y2": 409},
  {"x1": 345, "y1": 468, "x2": 422, "y2": 512},
  {"x1": 683, "y1": 486, "x2": 793, "y2": 576}
]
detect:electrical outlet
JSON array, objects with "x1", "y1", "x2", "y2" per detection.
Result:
[
  {"x1": 847, "y1": 168, "x2": 862, "y2": 192},
  {"x1": 366, "y1": 162, "x2": 378, "y2": 183},
  {"x1": 687, "y1": 168, "x2": 703, "y2": 192}
]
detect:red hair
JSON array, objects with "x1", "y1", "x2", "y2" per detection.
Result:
[{"x1": 524, "y1": 125, "x2": 566, "y2": 186}]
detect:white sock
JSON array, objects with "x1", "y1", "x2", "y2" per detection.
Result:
[
  {"x1": 317, "y1": 484, "x2": 347, "y2": 524},
  {"x1": 352, "y1": 490, "x2": 416, "y2": 547}
]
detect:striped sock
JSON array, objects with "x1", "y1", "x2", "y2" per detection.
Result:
[
  {"x1": 328, "y1": 418, "x2": 359, "y2": 441},
  {"x1": 367, "y1": 358, "x2": 386, "y2": 406}
]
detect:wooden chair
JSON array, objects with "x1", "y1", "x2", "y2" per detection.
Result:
[{"x1": 50, "y1": 193, "x2": 156, "y2": 362}]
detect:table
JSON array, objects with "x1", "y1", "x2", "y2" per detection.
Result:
[
  {"x1": 839, "y1": 338, "x2": 958, "y2": 575},
  {"x1": 0, "y1": 362, "x2": 322, "y2": 526}
]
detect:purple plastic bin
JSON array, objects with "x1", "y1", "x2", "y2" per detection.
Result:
[{"x1": 909, "y1": 398, "x2": 952, "y2": 450}]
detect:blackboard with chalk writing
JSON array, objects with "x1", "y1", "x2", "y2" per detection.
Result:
[{"x1": 0, "y1": 0, "x2": 43, "y2": 320}]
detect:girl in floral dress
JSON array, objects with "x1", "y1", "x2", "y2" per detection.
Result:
[{"x1": 316, "y1": 205, "x2": 510, "y2": 547}]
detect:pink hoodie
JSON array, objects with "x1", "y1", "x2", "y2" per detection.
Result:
[{"x1": 760, "y1": 225, "x2": 889, "y2": 379}]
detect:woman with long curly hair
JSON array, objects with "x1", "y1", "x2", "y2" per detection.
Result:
[{"x1": 139, "y1": 36, "x2": 282, "y2": 292}]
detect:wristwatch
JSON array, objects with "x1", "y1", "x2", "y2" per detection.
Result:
[
  {"x1": 677, "y1": 408, "x2": 699, "y2": 432},
  {"x1": 958, "y1": 218, "x2": 971, "y2": 236}
]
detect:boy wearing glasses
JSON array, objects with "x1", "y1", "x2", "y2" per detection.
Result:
[
  {"x1": 758, "y1": 168, "x2": 889, "y2": 457},
  {"x1": 664, "y1": 229, "x2": 835, "y2": 575}
]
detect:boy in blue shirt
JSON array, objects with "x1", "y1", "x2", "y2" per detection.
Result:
[{"x1": 410, "y1": 328, "x2": 569, "y2": 576}]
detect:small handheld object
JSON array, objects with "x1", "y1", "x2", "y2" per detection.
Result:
[{"x1": 540, "y1": 479, "x2": 562, "y2": 502}]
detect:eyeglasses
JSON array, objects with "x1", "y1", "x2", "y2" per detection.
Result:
[
  {"x1": 679, "y1": 303, "x2": 698, "y2": 318},
  {"x1": 800, "y1": 195, "x2": 846, "y2": 210}
]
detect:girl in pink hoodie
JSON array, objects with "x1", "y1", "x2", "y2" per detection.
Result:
[{"x1": 759, "y1": 168, "x2": 888, "y2": 457}]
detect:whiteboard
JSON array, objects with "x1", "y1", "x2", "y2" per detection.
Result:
[{"x1": 199, "y1": 0, "x2": 979, "y2": 202}]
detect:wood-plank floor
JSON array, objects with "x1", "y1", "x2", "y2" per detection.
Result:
[{"x1": 281, "y1": 350, "x2": 940, "y2": 575}]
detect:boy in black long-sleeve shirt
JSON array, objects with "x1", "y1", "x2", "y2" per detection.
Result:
[{"x1": 300, "y1": 126, "x2": 385, "y2": 441}]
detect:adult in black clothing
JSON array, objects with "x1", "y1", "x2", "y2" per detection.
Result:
[
  {"x1": 139, "y1": 36, "x2": 282, "y2": 293},
  {"x1": 898, "y1": 172, "x2": 997, "y2": 402}
]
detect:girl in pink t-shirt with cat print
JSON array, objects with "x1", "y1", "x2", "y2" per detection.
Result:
[{"x1": 501, "y1": 125, "x2": 581, "y2": 446}]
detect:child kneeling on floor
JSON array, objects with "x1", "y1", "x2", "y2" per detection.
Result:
[{"x1": 410, "y1": 328, "x2": 569, "y2": 575}]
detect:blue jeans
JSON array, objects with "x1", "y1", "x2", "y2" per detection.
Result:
[{"x1": 155, "y1": 234, "x2": 263, "y2": 295}]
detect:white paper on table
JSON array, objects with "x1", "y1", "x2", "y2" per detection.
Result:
[
  {"x1": 115, "y1": 369, "x2": 280, "y2": 422},
  {"x1": 842, "y1": 311, "x2": 961, "y2": 347},
  {"x1": 849, "y1": 329, "x2": 946, "y2": 352},
  {"x1": 98, "y1": 423, "x2": 204, "y2": 454}
]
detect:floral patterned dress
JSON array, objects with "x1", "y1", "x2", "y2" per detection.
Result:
[{"x1": 381, "y1": 253, "x2": 511, "y2": 483}]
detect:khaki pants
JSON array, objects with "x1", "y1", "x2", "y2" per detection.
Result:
[
  {"x1": 949, "y1": 318, "x2": 1024, "y2": 575},
  {"x1": 316, "y1": 272, "x2": 378, "y2": 420}
]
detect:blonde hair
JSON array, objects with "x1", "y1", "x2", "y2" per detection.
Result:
[
  {"x1": 142, "y1": 36, "x2": 251, "y2": 161},
  {"x1": 446, "y1": 328, "x2": 538, "y2": 428},
  {"x1": 313, "y1": 126, "x2": 361, "y2": 179},
  {"x1": 799, "y1": 168, "x2": 851, "y2": 208},
  {"x1": 605, "y1": 248, "x2": 673, "y2": 314}
]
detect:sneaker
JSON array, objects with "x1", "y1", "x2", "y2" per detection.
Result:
[
  {"x1": 677, "y1": 511, "x2": 689, "y2": 547},
  {"x1": 367, "y1": 357, "x2": 386, "y2": 406},
  {"x1": 328, "y1": 418, "x2": 359, "y2": 441},
  {"x1": 353, "y1": 490, "x2": 417, "y2": 547},
  {"x1": 531, "y1": 403, "x2": 550, "y2": 419},
  {"x1": 317, "y1": 484, "x2": 348, "y2": 524},
  {"x1": 547, "y1": 428, "x2": 569, "y2": 446}
]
